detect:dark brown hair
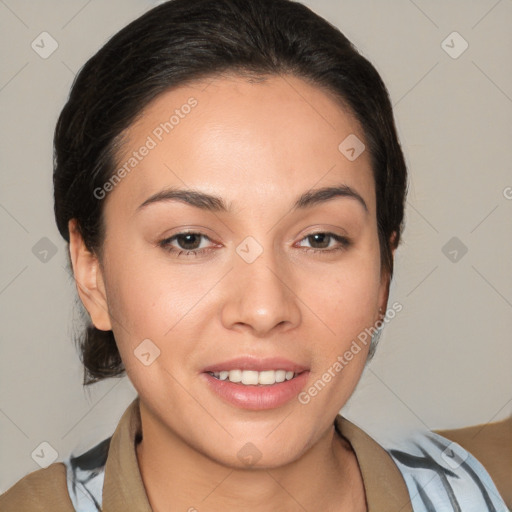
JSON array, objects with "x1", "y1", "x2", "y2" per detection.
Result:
[{"x1": 53, "y1": 0, "x2": 408, "y2": 386}]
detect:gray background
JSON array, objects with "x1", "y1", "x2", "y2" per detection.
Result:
[{"x1": 1, "y1": 0, "x2": 511, "y2": 493}]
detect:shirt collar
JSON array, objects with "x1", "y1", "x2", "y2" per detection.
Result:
[
  {"x1": 102, "y1": 396, "x2": 152, "y2": 511},
  {"x1": 102, "y1": 396, "x2": 412, "y2": 511},
  {"x1": 334, "y1": 415, "x2": 413, "y2": 511}
]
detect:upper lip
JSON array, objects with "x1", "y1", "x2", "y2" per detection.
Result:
[{"x1": 202, "y1": 356, "x2": 308, "y2": 373}]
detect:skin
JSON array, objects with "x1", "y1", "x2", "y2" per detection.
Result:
[{"x1": 69, "y1": 73, "x2": 395, "y2": 511}]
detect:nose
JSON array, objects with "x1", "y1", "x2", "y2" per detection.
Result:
[{"x1": 220, "y1": 240, "x2": 301, "y2": 337}]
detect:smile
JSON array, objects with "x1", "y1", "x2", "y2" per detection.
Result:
[{"x1": 208, "y1": 369, "x2": 298, "y2": 386}]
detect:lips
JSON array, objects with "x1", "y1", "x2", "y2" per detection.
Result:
[
  {"x1": 201, "y1": 356, "x2": 310, "y2": 410},
  {"x1": 202, "y1": 356, "x2": 308, "y2": 374}
]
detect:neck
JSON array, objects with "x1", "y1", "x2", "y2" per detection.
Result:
[{"x1": 135, "y1": 407, "x2": 367, "y2": 511}]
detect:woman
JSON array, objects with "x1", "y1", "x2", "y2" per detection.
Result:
[{"x1": 1, "y1": 0, "x2": 509, "y2": 510}]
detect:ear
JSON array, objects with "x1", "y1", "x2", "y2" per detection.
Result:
[
  {"x1": 377, "y1": 231, "x2": 398, "y2": 317},
  {"x1": 68, "y1": 219, "x2": 112, "y2": 331}
]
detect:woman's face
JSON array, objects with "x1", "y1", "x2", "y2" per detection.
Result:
[{"x1": 78, "y1": 73, "x2": 391, "y2": 467}]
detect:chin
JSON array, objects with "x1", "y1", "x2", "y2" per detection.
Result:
[{"x1": 201, "y1": 427, "x2": 313, "y2": 470}]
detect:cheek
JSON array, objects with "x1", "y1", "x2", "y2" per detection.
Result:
[
  {"x1": 299, "y1": 265, "x2": 380, "y2": 404},
  {"x1": 100, "y1": 242, "x2": 166, "y2": 352},
  {"x1": 331, "y1": 272, "x2": 380, "y2": 330},
  {"x1": 308, "y1": 253, "x2": 382, "y2": 334},
  {"x1": 102, "y1": 244, "x2": 216, "y2": 360},
  {"x1": 298, "y1": 248, "x2": 382, "y2": 394}
]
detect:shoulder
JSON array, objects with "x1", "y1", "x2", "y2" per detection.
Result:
[
  {"x1": 384, "y1": 423, "x2": 511, "y2": 512},
  {"x1": 0, "y1": 462, "x2": 75, "y2": 512},
  {"x1": 0, "y1": 435, "x2": 112, "y2": 512},
  {"x1": 436, "y1": 416, "x2": 512, "y2": 510}
]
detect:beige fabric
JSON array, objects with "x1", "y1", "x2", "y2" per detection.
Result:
[
  {"x1": 102, "y1": 397, "x2": 152, "y2": 511},
  {"x1": 0, "y1": 396, "x2": 415, "y2": 511},
  {"x1": 0, "y1": 462, "x2": 75, "y2": 512},
  {"x1": 335, "y1": 416, "x2": 413, "y2": 512}
]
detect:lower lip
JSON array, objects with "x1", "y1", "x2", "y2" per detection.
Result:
[{"x1": 202, "y1": 371, "x2": 310, "y2": 410}]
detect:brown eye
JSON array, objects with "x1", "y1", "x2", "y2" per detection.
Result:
[
  {"x1": 158, "y1": 232, "x2": 215, "y2": 257},
  {"x1": 173, "y1": 233, "x2": 202, "y2": 250},
  {"x1": 297, "y1": 232, "x2": 351, "y2": 254},
  {"x1": 306, "y1": 233, "x2": 330, "y2": 249}
]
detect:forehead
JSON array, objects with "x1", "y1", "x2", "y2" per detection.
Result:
[{"x1": 105, "y1": 73, "x2": 375, "y2": 218}]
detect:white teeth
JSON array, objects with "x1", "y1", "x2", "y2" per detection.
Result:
[
  {"x1": 242, "y1": 370, "x2": 259, "y2": 385},
  {"x1": 210, "y1": 369, "x2": 298, "y2": 385},
  {"x1": 275, "y1": 370, "x2": 286, "y2": 383},
  {"x1": 229, "y1": 369, "x2": 242, "y2": 382},
  {"x1": 258, "y1": 370, "x2": 275, "y2": 385}
]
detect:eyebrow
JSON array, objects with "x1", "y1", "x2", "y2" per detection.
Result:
[{"x1": 136, "y1": 184, "x2": 368, "y2": 214}]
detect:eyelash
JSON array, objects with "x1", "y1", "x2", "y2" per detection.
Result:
[{"x1": 158, "y1": 231, "x2": 351, "y2": 258}]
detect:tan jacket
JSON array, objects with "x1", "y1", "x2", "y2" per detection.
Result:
[{"x1": 1, "y1": 396, "x2": 510, "y2": 511}]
